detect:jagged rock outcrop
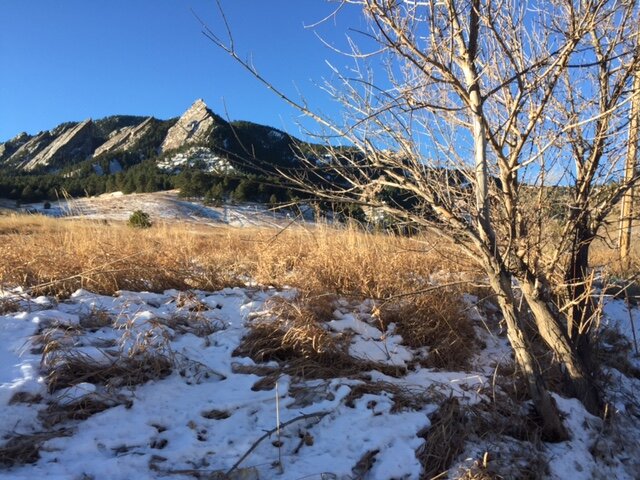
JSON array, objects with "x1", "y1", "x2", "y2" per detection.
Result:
[
  {"x1": 160, "y1": 99, "x2": 222, "y2": 153},
  {"x1": 0, "y1": 132, "x2": 30, "y2": 162},
  {"x1": 21, "y1": 119, "x2": 95, "y2": 171},
  {"x1": 5, "y1": 130, "x2": 55, "y2": 167},
  {"x1": 93, "y1": 117, "x2": 154, "y2": 158}
]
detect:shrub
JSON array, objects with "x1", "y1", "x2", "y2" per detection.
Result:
[{"x1": 128, "y1": 210, "x2": 152, "y2": 229}]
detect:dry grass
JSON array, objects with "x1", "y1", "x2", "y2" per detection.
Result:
[
  {"x1": 417, "y1": 397, "x2": 468, "y2": 479},
  {"x1": 0, "y1": 214, "x2": 480, "y2": 378},
  {"x1": 0, "y1": 214, "x2": 478, "y2": 300},
  {"x1": 588, "y1": 229, "x2": 640, "y2": 281},
  {"x1": 0, "y1": 429, "x2": 72, "y2": 467},
  {"x1": 379, "y1": 292, "x2": 477, "y2": 370},
  {"x1": 234, "y1": 296, "x2": 406, "y2": 386}
]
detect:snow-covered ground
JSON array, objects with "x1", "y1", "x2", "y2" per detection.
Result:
[
  {"x1": 1, "y1": 286, "x2": 639, "y2": 479},
  {"x1": 13, "y1": 191, "x2": 301, "y2": 228}
]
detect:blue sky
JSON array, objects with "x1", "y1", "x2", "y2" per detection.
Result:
[{"x1": 0, "y1": 1, "x2": 367, "y2": 142}]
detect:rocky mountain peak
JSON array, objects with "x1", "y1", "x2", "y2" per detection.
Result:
[{"x1": 160, "y1": 99, "x2": 222, "y2": 153}]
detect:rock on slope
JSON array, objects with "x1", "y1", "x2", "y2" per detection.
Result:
[
  {"x1": 93, "y1": 117, "x2": 154, "y2": 158},
  {"x1": 0, "y1": 98, "x2": 303, "y2": 174},
  {"x1": 21, "y1": 119, "x2": 95, "y2": 171},
  {"x1": 160, "y1": 99, "x2": 225, "y2": 153}
]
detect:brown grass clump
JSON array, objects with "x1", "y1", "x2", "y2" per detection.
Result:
[
  {"x1": 379, "y1": 291, "x2": 476, "y2": 370},
  {"x1": 234, "y1": 297, "x2": 343, "y2": 363},
  {"x1": 234, "y1": 296, "x2": 406, "y2": 386},
  {"x1": 417, "y1": 397, "x2": 468, "y2": 479},
  {"x1": 595, "y1": 327, "x2": 640, "y2": 378},
  {"x1": 78, "y1": 308, "x2": 113, "y2": 330},
  {"x1": 0, "y1": 430, "x2": 72, "y2": 467},
  {"x1": 343, "y1": 380, "x2": 433, "y2": 413},
  {"x1": 39, "y1": 395, "x2": 130, "y2": 428},
  {"x1": 417, "y1": 397, "x2": 547, "y2": 479},
  {"x1": 0, "y1": 297, "x2": 21, "y2": 315},
  {"x1": 452, "y1": 463, "x2": 497, "y2": 480},
  {"x1": 158, "y1": 313, "x2": 224, "y2": 338},
  {"x1": 42, "y1": 349, "x2": 172, "y2": 393}
]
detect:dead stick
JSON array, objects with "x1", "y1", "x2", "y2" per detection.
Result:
[
  {"x1": 624, "y1": 289, "x2": 639, "y2": 355},
  {"x1": 225, "y1": 411, "x2": 328, "y2": 476}
]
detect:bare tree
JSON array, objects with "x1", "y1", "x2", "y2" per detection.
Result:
[{"x1": 204, "y1": 0, "x2": 640, "y2": 438}]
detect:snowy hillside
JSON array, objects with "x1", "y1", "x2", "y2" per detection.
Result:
[{"x1": 16, "y1": 191, "x2": 298, "y2": 228}]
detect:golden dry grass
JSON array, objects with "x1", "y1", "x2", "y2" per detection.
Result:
[
  {"x1": 0, "y1": 214, "x2": 479, "y2": 299},
  {"x1": 379, "y1": 291, "x2": 477, "y2": 370},
  {"x1": 233, "y1": 295, "x2": 407, "y2": 386}
]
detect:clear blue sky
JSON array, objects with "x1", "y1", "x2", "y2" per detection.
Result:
[{"x1": 0, "y1": 1, "x2": 367, "y2": 142}]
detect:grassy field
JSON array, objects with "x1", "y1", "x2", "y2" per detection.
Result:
[{"x1": 0, "y1": 214, "x2": 482, "y2": 297}]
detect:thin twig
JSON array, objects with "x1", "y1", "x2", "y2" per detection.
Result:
[{"x1": 225, "y1": 411, "x2": 329, "y2": 476}]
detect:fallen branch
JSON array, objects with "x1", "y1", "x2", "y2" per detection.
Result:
[{"x1": 225, "y1": 411, "x2": 329, "y2": 476}]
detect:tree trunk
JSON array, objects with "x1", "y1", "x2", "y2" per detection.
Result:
[
  {"x1": 564, "y1": 231, "x2": 598, "y2": 371},
  {"x1": 619, "y1": 71, "x2": 640, "y2": 262},
  {"x1": 519, "y1": 275, "x2": 601, "y2": 415},
  {"x1": 486, "y1": 266, "x2": 569, "y2": 441},
  {"x1": 457, "y1": 0, "x2": 566, "y2": 440}
]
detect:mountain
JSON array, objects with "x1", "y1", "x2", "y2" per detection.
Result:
[{"x1": 0, "y1": 99, "x2": 305, "y2": 175}]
